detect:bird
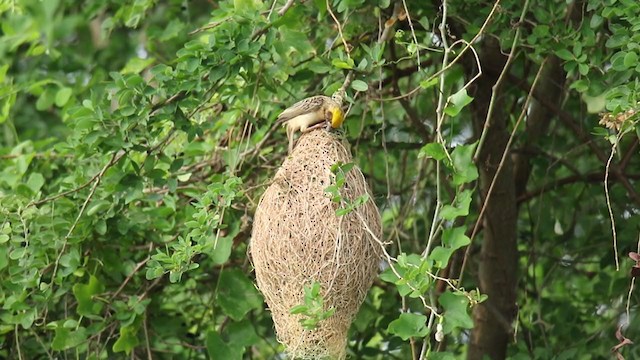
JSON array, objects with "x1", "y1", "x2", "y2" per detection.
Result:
[{"x1": 277, "y1": 95, "x2": 345, "y2": 153}]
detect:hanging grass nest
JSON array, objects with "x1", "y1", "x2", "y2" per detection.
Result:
[{"x1": 250, "y1": 130, "x2": 383, "y2": 359}]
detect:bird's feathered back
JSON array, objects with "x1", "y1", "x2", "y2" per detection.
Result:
[{"x1": 277, "y1": 95, "x2": 330, "y2": 122}]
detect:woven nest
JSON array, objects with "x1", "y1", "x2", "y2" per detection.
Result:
[{"x1": 250, "y1": 130, "x2": 382, "y2": 359}]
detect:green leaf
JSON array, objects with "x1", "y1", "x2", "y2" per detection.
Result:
[
  {"x1": 578, "y1": 63, "x2": 589, "y2": 76},
  {"x1": 442, "y1": 226, "x2": 470, "y2": 249},
  {"x1": 206, "y1": 331, "x2": 243, "y2": 360},
  {"x1": 216, "y1": 270, "x2": 263, "y2": 321},
  {"x1": 444, "y1": 89, "x2": 473, "y2": 117},
  {"x1": 533, "y1": 25, "x2": 549, "y2": 37},
  {"x1": 227, "y1": 320, "x2": 260, "y2": 348},
  {"x1": 280, "y1": 27, "x2": 313, "y2": 55},
  {"x1": 606, "y1": 33, "x2": 628, "y2": 48},
  {"x1": 122, "y1": 57, "x2": 155, "y2": 74},
  {"x1": 556, "y1": 49, "x2": 574, "y2": 61},
  {"x1": 341, "y1": 162, "x2": 355, "y2": 173},
  {"x1": 307, "y1": 60, "x2": 332, "y2": 74},
  {"x1": 590, "y1": 14, "x2": 603, "y2": 28},
  {"x1": 72, "y1": 275, "x2": 105, "y2": 316},
  {"x1": 387, "y1": 313, "x2": 429, "y2": 340},
  {"x1": 429, "y1": 246, "x2": 454, "y2": 269},
  {"x1": 313, "y1": 0, "x2": 328, "y2": 14},
  {"x1": 26, "y1": 173, "x2": 45, "y2": 193},
  {"x1": 10, "y1": 248, "x2": 26, "y2": 260},
  {"x1": 55, "y1": 87, "x2": 72, "y2": 107},
  {"x1": 86, "y1": 200, "x2": 111, "y2": 216},
  {"x1": 1, "y1": 222, "x2": 11, "y2": 235},
  {"x1": 582, "y1": 93, "x2": 607, "y2": 114},
  {"x1": 0, "y1": 90, "x2": 15, "y2": 124},
  {"x1": 450, "y1": 143, "x2": 478, "y2": 185},
  {"x1": 36, "y1": 88, "x2": 55, "y2": 111},
  {"x1": 419, "y1": 77, "x2": 438, "y2": 90},
  {"x1": 0, "y1": 246, "x2": 8, "y2": 270},
  {"x1": 439, "y1": 291, "x2": 474, "y2": 332},
  {"x1": 429, "y1": 352, "x2": 458, "y2": 360},
  {"x1": 379, "y1": 266, "x2": 400, "y2": 283},
  {"x1": 419, "y1": 143, "x2": 447, "y2": 161},
  {"x1": 234, "y1": 0, "x2": 261, "y2": 13},
  {"x1": 611, "y1": 51, "x2": 628, "y2": 71},
  {"x1": 52, "y1": 326, "x2": 87, "y2": 351},
  {"x1": 0, "y1": 64, "x2": 8, "y2": 83},
  {"x1": 169, "y1": 270, "x2": 182, "y2": 283},
  {"x1": 112, "y1": 325, "x2": 139, "y2": 354},
  {"x1": 570, "y1": 79, "x2": 589, "y2": 93},
  {"x1": 210, "y1": 236, "x2": 233, "y2": 265},
  {"x1": 440, "y1": 190, "x2": 472, "y2": 220},
  {"x1": 289, "y1": 304, "x2": 308, "y2": 314},
  {"x1": 623, "y1": 52, "x2": 638, "y2": 68},
  {"x1": 332, "y1": 58, "x2": 354, "y2": 69},
  {"x1": 357, "y1": 58, "x2": 368, "y2": 71},
  {"x1": 351, "y1": 79, "x2": 368, "y2": 92}
]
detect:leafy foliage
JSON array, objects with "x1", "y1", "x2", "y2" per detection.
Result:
[{"x1": 289, "y1": 282, "x2": 337, "y2": 331}]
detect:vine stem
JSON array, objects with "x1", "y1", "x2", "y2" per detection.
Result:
[
  {"x1": 401, "y1": 0, "x2": 421, "y2": 70},
  {"x1": 420, "y1": 0, "x2": 452, "y2": 356},
  {"x1": 373, "y1": 0, "x2": 502, "y2": 103},
  {"x1": 460, "y1": 57, "x2": 547, "y2": 284},
  {"x1": 473, "y1": 0, "x2": 531, "y2": 162},
  {"x1": 604, "y1": 133, "x2": 622, "y2": 271},
  {"x1": 326, "y1": 0, "x2": 350, "y2": 60},
  {"x1": 48, "y1": 151, "x2": 123, "y2": 288},
  {"x1": 625, "y1": 234, "x2": 640, "y2": 320}
]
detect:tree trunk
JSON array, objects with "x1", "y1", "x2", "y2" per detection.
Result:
[
  {"x1": 513, "y1": 56, "x2": 565, "y2": 198},
  {"x1": 466, "y1": 38, "x2": 519, "y2": 360}
]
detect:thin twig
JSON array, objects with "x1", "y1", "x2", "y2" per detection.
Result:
[
  {"x1": 473, "y1": 0, "x2": 530, "y2": 162},
  {"x1": 29, "y1": 167, "x2": 104, "y2": 207},
  {"x1": 49, "y1": 151, "x2": 124, "y2": 286},
  {"x1": 188, "y1": 18, "x2": 231, "y2": 35},
  {"x1": 15, "y1": 326, "x2": 23, "y2": 360},
  {"x1": 326, "y1": 0, "x2": 351, "y2": 59},
  {"x1": 355, "y1": 209, "x2": 440, "y2": 315},
  {"x1": 111, "y1": 243, "x2": 154, "y2": 299},
  {"x1": 373, "y1": 0, "x2": 502, "y2": 102},
  {"x1": 459, "y1": 58, "x2": 546, "y2": 283},
  {"x1": 619, "y1": 137, "x2": 639, "y2": 170},
  {"x1": 516, "y1": 171, "x2": 640, "y2": 203},
  {"x1": 604, "y1": 135, "x2": 621, "y2": 271},
  {"x1": 31, "y1": 329, "x2": 53, "y2": 359},
  {"x1": 420, "y1": 2, "x2": 452, "y2": 357},
  {"x1": 278, "y1": 0, "x2": 295, "y2": 16},
  {"x1": 509, "y1": 74, "x2": 640, "y2": 205},
  {"x1": 144, "y1": 314, "x2": 153, "y2": 360},
  {"x1": 401, "y1": 0, "x2": 421, "y2": 69},
  {"x1": 626, "y1": 234, "x2": 640, "y2": 321}
]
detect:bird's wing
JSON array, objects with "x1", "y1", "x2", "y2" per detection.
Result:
[{"x1": 276, "y1": 95, "x2": 328, "y2": 122}]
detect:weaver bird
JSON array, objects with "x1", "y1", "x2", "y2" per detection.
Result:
[{"x1": 277, "y1": 95, "x2": 345, "y2": 153}]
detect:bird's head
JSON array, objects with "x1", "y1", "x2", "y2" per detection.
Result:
[{"x1": 326, "y1": 105, "x2": 345, "y2": 129}]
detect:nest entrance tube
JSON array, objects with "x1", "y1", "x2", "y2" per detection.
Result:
[{"x1": 250, "y1": 130, "x2": 382, "y2": 359}]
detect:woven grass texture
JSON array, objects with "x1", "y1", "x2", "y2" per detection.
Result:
[{"x1": 250, "y1": 130, "x2": 382, "y2": 359}]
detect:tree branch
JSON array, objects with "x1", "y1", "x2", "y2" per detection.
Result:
[
  {"x1": 509, "y1": 73, "x2": 640, "y2": 205},
  {"x1": 389, "y1": 42, "x2": 432, "y2": 142},
  {"x1": 517, "y1": 172, "x2": 640, "y2": 203}
]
